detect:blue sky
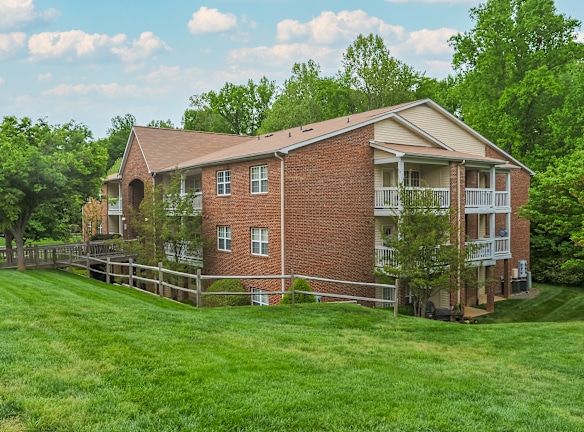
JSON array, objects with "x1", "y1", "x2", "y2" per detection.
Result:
[{"x1": 1, "y1": 0, "x2": 582, "y2": 138}]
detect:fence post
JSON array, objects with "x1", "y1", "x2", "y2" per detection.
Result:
[
  {"x1": 196, "y1": 268, "x2": 202, "y2": 308},
  {"x1": 69, "y1": 247, "x2": 73, "y2": 273},
  {"x1": 86, "y1": 254, "x2": 90, "y2": 278},
  {"x1": 290, "y1": 270, "x2": 295, "y2": 308},
  {"x1": 106, "y1": 257, "x2": 111, "y2": 284},
  {"x1": 394, "y1": 280, "x2": 399, "y2": 318},
  {"x1": 128, "y1": 258, "x2": 134, "y2": 288},
  {"x1": 34, "y1": 245, "x2": 39, "y2": 269},
  {"x1": 158, "y1": 262, "x2": 164, "y2": 297},
  {"x1": 52, "y1": 248, "x2": 57, "y2": 268}
]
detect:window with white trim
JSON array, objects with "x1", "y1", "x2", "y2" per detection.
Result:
[
  {"x1": 217, "y1": 170, "x2": 231, "y2": 195},
  {"x1": 217, "y1": 226, "x2": 231, "y2": 251},
  {"x1": 251, "y1": 228, "x2": 268, "y2": 256},
  {"x1": 251, "y1": 287, "x2": 269, "y2": 306},
  {"x1": 98, "y1": 221, "x2": 103, "y2": 234},
  {"x1": 250, "y1": 165, "x2": 268, "y2": 194},
  {"x1": 404, "y1": 170, "x2": 420, "y2": 187}
]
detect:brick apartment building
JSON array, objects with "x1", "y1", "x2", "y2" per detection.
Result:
[{"x1": 85, "y1": 99, "x2": 533, "y2": 310}]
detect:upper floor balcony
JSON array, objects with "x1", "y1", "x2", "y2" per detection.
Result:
[
  {"x1": 164, "y1": 241, "x2": 203, "y2": 267},
  {"x1": 108, "y1": 198, "x2": 122, "y2": 215},
  {"x1": 465, "y1": 189, "x2": 510, "y2": 213},
  {"x1": 374, "y1": 187, "x2": 450, "y2": 215},
  {"x1": 164, "y1": 192, "x2": 202, "y2": 215}
]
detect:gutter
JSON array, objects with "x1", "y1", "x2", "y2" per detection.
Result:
[{"x1": 274, "y1": 152, "x2": 285, "y2": 292}]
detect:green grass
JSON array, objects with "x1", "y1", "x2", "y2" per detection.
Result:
[
  {"x1": 0, "y1": 236, "x2": 83, "y2": 247},
  {"x1": 1, "y1": 271, "x2": 583, "y2": 431},
  {"x1": 478, "y1": 283, "x2": 584, "y2": 324}
]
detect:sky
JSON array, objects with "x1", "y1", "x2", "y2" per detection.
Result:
[{"x1": 1, "y1": 0, "x2": 583, "y2": 138}]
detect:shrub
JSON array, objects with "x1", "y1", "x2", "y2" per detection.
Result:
[
  {"x1": 203, "y1": 279, "x2": 249, "y2": 307},
  {"x1": 90, "y1": 233, "x2": 121, "y2": 241},
  {"x1": 280, "y1": 278, "x2": 316, "y2": 304}
]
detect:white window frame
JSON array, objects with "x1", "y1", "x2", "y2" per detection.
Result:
[
  {"x1": 250, "y1": 165, "x2": 268, "y2": 194},
  {"x1": 251, "y1": 288, "x2": 269, "y2": 306},
  {"x1": 251, "y1": 228, "x2": 268, "y2": 256},
  {"x1": 217, "y1": 226, "x2": 231, "y2": 252},
  {"x1": 404, "y1": 170, "x2": 420, "y2": 187},
  {"x1": 217, "y1": 170, "x2": 231, "y2": 196},
  {"x1": 97, "y1": 221, "x2": 103, "y2": 234}
]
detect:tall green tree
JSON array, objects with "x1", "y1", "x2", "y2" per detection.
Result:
[
  {"x1": 100, "y1": 114, "x2": 136, "y2": 169},
  {"x1": 521, "y1": 149, "x2": 584, "y2": 285},
  {"x1": 147, "y1": 119, "x2": 175, "y2": 129},
  {"x1": 379, "y1": 186, "x2": 477, "y2": 317},
  {"x1": 340, "y1": 34, "x2": 421, "y2": 111},
  {"x1": 450, "y1": 0, "x2": 583, "y2": 170},
  {"x1": 188, "y1": 76, "x2": 276, "y2": 136},
  {"x1": 259, "y1": 60, "x2": 353, "y2": 133},
  {"x1": 0, "y1": 117, "x2": 107, "y2": 269},
  {"x1": 182, "y1": 99, "x2": 233, "y2": 133}
]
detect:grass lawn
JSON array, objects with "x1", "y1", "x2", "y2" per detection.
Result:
[
  {"x1": 0, "y1": 236, "x2": 83, "y2": 247},
  {"x1": 1, "y1": 271, "x2": 583, "y2": 432},
  {"x1": 478, "y1": 283, "x2": 584, "y2": 324}
]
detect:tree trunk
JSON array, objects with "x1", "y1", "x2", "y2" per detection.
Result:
[
  {"x1": 13, "y1": 230, "x2": 26, "y2": 270},
  {"x1": 4, "y1": 230, "x2": 14, "y2": 265}
]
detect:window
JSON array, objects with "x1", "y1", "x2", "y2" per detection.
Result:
[
  {"x1": 217, "y1": 226, "x2": 232, "y2": 251},
  {"x1": 98, "y1": 221, "x2": 103, "y2": 234},
  {"x1": 251, "y1": 228, "x2": 268, "y2": 256},
  {"x1": 250, "y1": 165, "x2": 268, "y2": 194},
  {"x1": 217, "y1": 170, "x2": 231, "y2": 195},
  {"x1": 404, "y1": 170, "x2": 420, "y2": 187},
  {"x1": 251, "y1": 288, "x2": 269, "y2": 306}
]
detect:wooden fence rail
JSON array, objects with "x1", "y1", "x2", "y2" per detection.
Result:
[{"x1": 1, "y1": 241, "x2": 397, "y2": 316}]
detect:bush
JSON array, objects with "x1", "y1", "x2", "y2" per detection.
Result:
[
  {"x1": 90, "y1": 233, "x2": 121, "y2": 241},
  {"x1": 203, "y1": 279, "x2": 249, "y2": 307},
  {"x1": 280, "y1": 278, "x2": 316, "y2": 304}
]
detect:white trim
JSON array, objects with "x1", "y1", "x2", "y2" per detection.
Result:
[
  {"x1": 217, "y1": 226, "x2": 232, "y2": 252},
  {"x1": 250, "y1": 165, "x2": 268, "y2": 194},
  {"x1": 216, "y1": 169, "x2": 231, "y2": 196},
  {"x1": 251, "y1": 227, "x2": 268, "y2": 256}
]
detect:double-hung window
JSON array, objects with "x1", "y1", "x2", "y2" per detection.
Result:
[
  {"x1": 217, "y1": 226, "x2": 231, "y2": 251},
  {"x1": 250, "y1": 165, "x2": 268, "y2": 194},
  {"x1": 404, "y1": 170, "x2": 420, "y2": 187},
  {"x1": 217, "y1": 170, "x2": 231, "y2": 195},
  {"x1": 251, "y1": 228, "x2": 268, "y2": 256}
]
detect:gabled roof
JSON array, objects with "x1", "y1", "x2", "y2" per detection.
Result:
[{"x1": 119, "y1": 126, "x2": 250, "y2": 175}]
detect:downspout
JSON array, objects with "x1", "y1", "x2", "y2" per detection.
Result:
[
  {"x1": 457, "y1": 160, "x2": 466, "y2": 306},
  {"x1": 274, "y1": 152, "x2": 285, "y2": 291}
]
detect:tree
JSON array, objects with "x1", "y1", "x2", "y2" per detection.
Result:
[
  {"x1": 102, "y1": 114, "x2": 136, "y2": 169},
  {"x1": 182, "y1": 99, "x2": 233, "y2": 133},
  {"x1": 188, "y1": 76, "x2": 276, "y2": 136},
  {"x1": 259, "y1": 60, "x2": 353, "y2": 133},
  {"x1": 147, "y1": 119, "x2": 175, "y2": 129},
  {"x1": 0, "y1": 116, "x2": 107, "y2": 269},
  {"x1": 130, "y1": 171, "x2": 202, "y2": 270},
  {"x1": 521, "y1": 150, "x2": 584, "y2": 285},
  {"x1": 340, "y1": 34, "x2": 421, "y2": 111},
  {"x1": 379, "y1": 186, "x2": 477, "y2": 317},
  {"x1": 450, "y1": 0, "x2": 584, "y2": 171}
]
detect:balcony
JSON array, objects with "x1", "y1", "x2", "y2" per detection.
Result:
[
  {"x1": 466, "y1": 238, "x2": 511, "y2": 262},
  {"x1": 164, "y1": 241, "x2": 203, "y2": 267},
  {"x1": 375, "y1": 246, "x2": 396, "y2": 268},
  {"x1": 165, "y1": 192, "x2": 202, "y2": 215},
  {"x1": 466, "y1": 189, "x2": 510, "y2": 213},
  {"x1": 374, "y1": 187, "x2": 450, "y2": 214},
  {"x1": 108, "y1": 198, "x2": 122, "y2": 215}
]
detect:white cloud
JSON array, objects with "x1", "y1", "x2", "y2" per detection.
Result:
[
  {"x1": 0, "y1": 76, "x2": 4, "y2": 86},
  {"x1": 28, "y1": 30, "x2": 126, "y2": 59},
  {"x1": 111, "y1": 31, "x2": 171, "y2": 63},
  {"x1": 392, "y1": 28, "x2": 457, "y2": 57},
  {"x1": 576, "y1": 32, "x2": 584, "y2": 44},
  {"x1": 0, "y1": 31, "x2": 26, "y2": 57},
  {"x1": 276, "y1": 10, "x2": 406, "y2": 45},
  {"x1": 37, "y1": 72, "x2": 52, "y2": 81},
  {"x1": 0, "y1": 0, "x2": 59, "y2": 31},
  {"x1": 188, "y1": 7, "x2": 237, "y2": 34},
  {"x1": 42, "y1": 83, "x2": 139, "y2": 98}
]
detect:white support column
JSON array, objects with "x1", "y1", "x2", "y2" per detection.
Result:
[
  {"x1": 490, "y1": 165, "x2": 496, "y2": 209},
  {"x1": 397, "y1": 158, "x2": 404, "y2": 213},
  {"x1": 180, "y1": 172, "x2": 186, "y2": 195}
]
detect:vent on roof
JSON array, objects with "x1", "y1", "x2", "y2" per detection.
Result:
[{"x1": 302, "y1": 127, "x2": 313, "y2": 133}]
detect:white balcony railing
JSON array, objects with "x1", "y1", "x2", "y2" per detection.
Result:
[
  {"x1": 108, "y1": 198, "x2": 122, "y2": 215},
  {"x1": 465, "y1": 188, "x2": 492, "y2": 208},
  {"x1": 375, "y1": 246, "x2": 396, "y2": 267},
  {"x1": 165, "y1": 192, "x2": 202, "y2": 214},
  {"x1": 374, "y1": 187, "x2": 450, "y2": 210},
  {"x1": 164, "y1": 241, "x2": 203, "y2": 267},
  {"x1": 494, "y1": 238, "x2": 510, "y2": 256},
  {"x1": 466, "y1": 239, "x2": 493, "y2": 261},
  {"x1": 494, "y1": 191, "x2": 510, "y2": 208}
]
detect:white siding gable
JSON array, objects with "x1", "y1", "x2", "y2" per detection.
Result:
[
  {"x1": 398, "y1": 105, "x2": 486, "y2": 156},
  {"x1": 374, "y1": 118, "x2": 434, "y2": 147}
]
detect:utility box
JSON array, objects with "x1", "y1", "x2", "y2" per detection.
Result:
[
  {"x1": 518, "y1": 260, "x2": 528, "y2": 278},
  {"x1": 511, "y1": 268, "x2": 519, "y2": 279}
]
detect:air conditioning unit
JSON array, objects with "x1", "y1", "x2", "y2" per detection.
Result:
[
  {"x1": 511, "y1": 268, "x2": 519, "y2": 280},
  {"x1": 518, "y1": 260, "x2": 528, "y2": 278}
]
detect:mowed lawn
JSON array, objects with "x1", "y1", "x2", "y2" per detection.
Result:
[{"x1": 1, "y1": 271, "x2": 583, "y2": 432}]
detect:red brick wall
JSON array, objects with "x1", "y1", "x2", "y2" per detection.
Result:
[
  {"x1": 201, "y1": 157, "x2": 282, "y2": 302},
  {"x1": 284, "y1": 125, "x2": 376, "y2": 301},
  {"x1": 120, "y1": 136, "x2": 152, "y2": 238}
]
